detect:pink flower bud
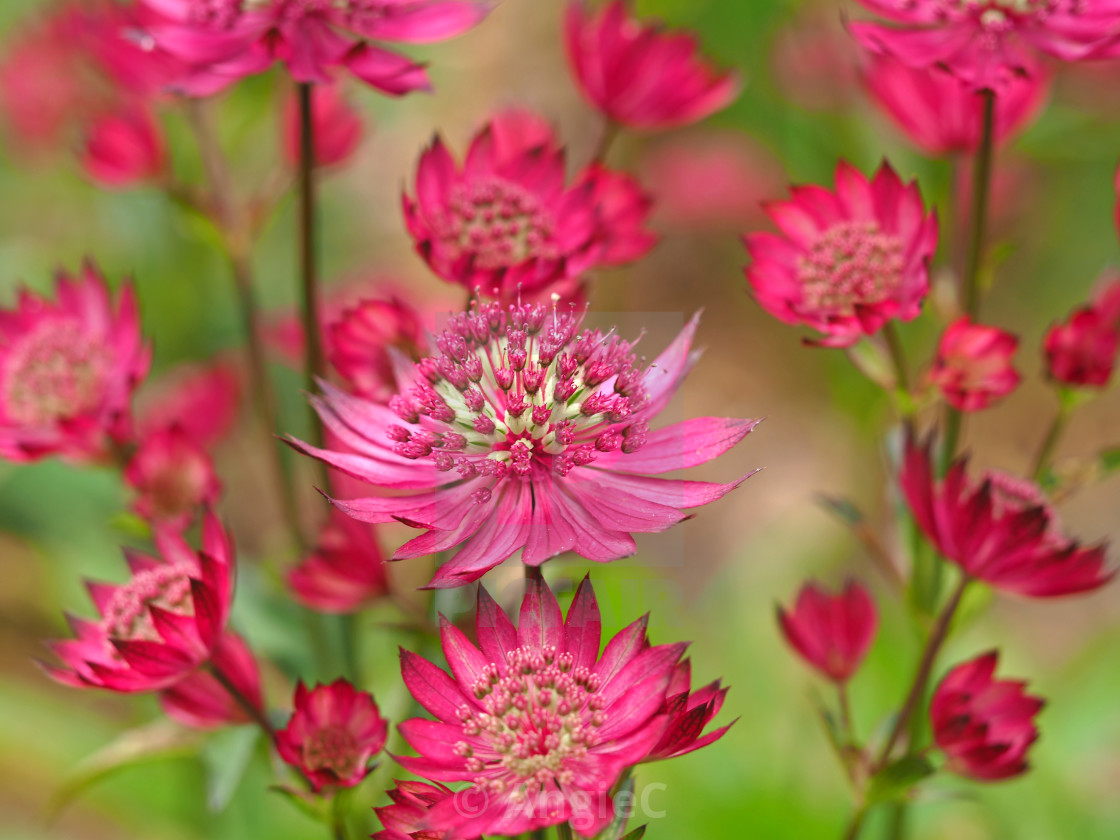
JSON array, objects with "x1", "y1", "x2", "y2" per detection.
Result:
[
  {"x1": 777, "y1": 580, "x2": 878, "y2": 683},
  {"x1": 929, "y1": 317, "x2": 1021, "y2": 412},
  {"x1": 81, "y1": 105, "x2": 165, "y2": 188}
]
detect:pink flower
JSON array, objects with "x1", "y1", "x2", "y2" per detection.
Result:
[
  {"x1": 862, "y1": 53, "x2": 1049, "y2": 156},
  {"x1": 80, "y1": 104, "x2": 166, "y2": 188},
  {"x1": 287, "y1": 508, "x2": 389, "y2": 613},
  {"x1": 848, "y1": 0, "x2": 1120, "y2": 91},
  {"x1": 374, "y1": 780, "x2": 458, "y2": 840},
  {"x1": 42, "y1": 512, "x2": 236, "y2": 692},
  {"x1": 328, "y1": 295, "x2": 428, "y2": 403},
  {"x1": 564, "y1": 0, "x2": 740, "y2": 130},
  {"x1": 137, "y1": 360, "x2": 242, "y2": 449},
  {"x1": 402, "y1": 109, "x2": 655, "y2": 302},
  {"x1": 139, "y1": 0, "x2": 493, "y2": 96},
  {"x1": 1043, "y1": 274, "x2": 1120, "y2": 388},
  {"x1": 743, "y1": 161, "x2": 938, "y2": 347},
  {"x1": 900, "y1": 436, "x2": 1113, "y2": 597},
  {"x1": 289, "y1": 304, "x2": 758, "y2": 588},
  {"x1": 159, "y1": 631, "x2": 264, "y2": 729},
  {"x1": 777, "y1": 580, "x2": 878, "y2": 683},
  {"x1": 125, "y1": 426, "x2": 223, "y2": 525},
  {"x1": 929, "y1": 316, "x2": 1020, "y2": 411},
  {"x1": 396, "y1": 577, "x2": 685, "y2": 837},
  {"x1": 281, "y1": 79, "x2": 365, "y2": 169},
  {"x1": 0, "y1": 262, "x2": 150, "y2": 463},
  {"x1": 275, "y1": 679, "x2": 389, "y2": 792},
  {"x1": 645, "y1": 659, "x2": 733, "y2": 760},
  {"x1": 931, "y1": 651, "x2": 1044, "y2": 781}
]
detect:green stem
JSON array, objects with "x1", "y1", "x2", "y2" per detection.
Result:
[
  {"x1": 339, "y1": 612, "x2": 361, "y2": 684},
  {"x1": 939, "y1": 407, "x2": 963, "y2": 476},
  {"x1": 590, "y1": 118, "x2": 619, "y2": 164},
  {"x1": 330, "y1": 791, "x2": 349, "y2": 840},
  {"x1": 882, "y1": 321, "x2": 914, "y2": 430},
  {"x1": 1032, "y1": 397, "x2": 1071, "y2": 481},
  {"x1": 298, "y1": 83, "x2": 327, "y2": 457},
  {"x1": 843, "y1": 806, "x2": 868, "y2": 840},
  {"x1": 961, "y1": 89, "x2": 996, "y2": 320},
  {"x1": 557, "y1": 823, "x2": 575, "y2": 840}
]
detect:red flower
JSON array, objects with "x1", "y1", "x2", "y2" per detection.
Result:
[
  {"x1": 931, "y1": 651, "x2": 1044, "y2": 781},
  {"x1": 43, "y1": 512, "x2": 236, "y2": 692},
  {"x1": 328, "y1": 294, "x2": 428, "y2": 403},
  {"x1": 159, "y1": 632, "x2": 264, "y2": 729},
  {"x1": 1043, "y1": 274, "x2": 1120, "y2": 388},
  {"x1": 0, "y1": 262, "x2": 150, "y2": 462},
  {"x1": 396, "y1": 577, "x2": 689, "y2": 837},
  {"x1": 929, "y1": 317, "x2": 1020, "y2": 411},
  {"x1": 564, "y1": 0, "x2": 740, "y2": 130},
  {"x1": 900, "y1": 437, "x2": 1113, "y2": 597},
  {"x1": 80, "y1": 104, "x2": 166, "y2": 188},
  {"x1": 125, "y1": 425, "x2": 223, "y2": 526},
  {"x1": 275, "y1": 679, "x2": 389, "y2": 792},
  {"x1": 777, "y1": 580, "x2": 878, "y2": 683},
  {"x1": 645, "y1": 659, "x2": 733, "y2": 760},
  {"x1": 281, "y1": 79, "x2": 365, "y2": 169},
  {"x1": 374, "y1": 780, "x2": 459, "y2": 840},
  {"x1": 744, "y1": 161, "x2": 938, "y2": 347},
  {"x1": 287, "y1": 508, "x2": 389, "y2": 614},
  {"x1": 137, "y1": 360, "x2": 241, "y2": 449}
]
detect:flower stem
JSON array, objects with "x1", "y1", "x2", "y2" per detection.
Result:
[
  {"x1": 882, "y1": 321, "x2": 914, "y2": 430},
  {"x1": 842, "y1": 806, "x2": 867, "y2": 840},
  {"x1": 206, "y1": 661, "x2": 275, "y2": 739},
  {"x1": 557, "y1": 822, "x2": 575, "y2": 840},
  {"x1": 590, "y1": 118, "x2": 619, "y2": 164},
  {"x1": 1032, "y1": 396, "x2": 1072, "y2": 481},
  {"x1": 525, "y1": 564, "x2": 544, "y2": 581},
  {"x1": 298, "y1": 82, "x2": 327, "y2": 457},
  {"x1": 962, "y1": 89, "x2": 996, "y2": 321},
  {"x1": 838, "y1": 684, "x2": 854, "y2": 743}
]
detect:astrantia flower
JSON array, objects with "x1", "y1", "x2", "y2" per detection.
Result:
[
  {"x1": 0, "y1": 262, "x2": 150, "y2": 463},
  {"x1": 931, "y1": 651, "x2": 1044, "y2": 781},
  {"x1": 777, "y1": 580, "x2": 878, "y2": 683},
  {"x1": 848, "y1": 0, "x2": 1120, "y2": 91},
  {"x1": 80, "y1": 104, "x2": 167, "y2": 188},
  {"x1": 139, "y1": 0, "x2": 493, "y2": 96},
  {"x1": 564, "y1": 0, "x2": 740, "y2": 131},
  {"x1": 862, "y1": 53, "x2": 1048, "y2": 156},
  {"x1": 43, "y1": 512, "x2": 235, "y2": 692},
  {"x1": 743, "y1": 161, "x2": 938, "y2": 347},
  {"x1": 396, "y1": 577, "x2": 685, "y2": 837},
  {"x1": 900, "y1": 436, "x2": 1113, "y2": 597},
  {"x1": 1043, "y1": 275, "x2": 1120, "y2": 388},
  {"x1": 275, "y1": 679, "x2": 389, "y2": 791},
  {"x1": 402, "y1": 109, "x2": 655, "y2": 302},
  {"x1": 290, "y1": 304, "x2": 758, "y2": 588},
  {"x1": 137, "y1": 359, "x2": 241, "y2": 449},
  {"x1": 645, "y1": 659, "x2": 733, "y2": 761},
  {"x1": 287, "y1": 507, "x2": 389, "y2": 613},
  {"x1": 125, "y1": 425, "x2": 223, "y2": 525},
  {"x1": 328, "y1": 294, "x2": 427, "y2": 403},
  {"x1": 374, "y1": 780, "x2": 458, "y2": 840},
  {"x1": 928, "y1": 316, "x2": 1020, "y2": 411},
  {"x1": 159, "y1": 631, "x2": 263, "y2": 728}
]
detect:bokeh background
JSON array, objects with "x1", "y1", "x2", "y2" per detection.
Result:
[{"x1": 2, "y1": 1, "x2": 1119, "y2": 838}]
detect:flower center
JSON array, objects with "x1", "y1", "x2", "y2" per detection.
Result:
[
  {"x1": 797, "y1": 220, "x2": 905, "y2": 315},
  {"x1": 454, "y1": 645, "x2": 604, "y2": 799},
  {"x1": 3, "y1": 321, "x2": 110, "y2": 426},
  {"x1": 387, "y1": 303, "x2": 648, "y2": 498},
  {"x1": 304, "y1": 725, "x2": 362, "y2": 779},
  {"x1": 100, "y1": 565, "x2": 195, "y2": 643},
  {"x1": 436, "y1": 178, "x2": 561, "y2": 271}
]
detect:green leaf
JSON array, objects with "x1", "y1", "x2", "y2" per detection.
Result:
[
  {"x1": 866, "y1": 755, "x2": 935, "y2": 806},
  {"x1": 201, "y1": 724, "x2": 261, "y2": 812},
  {"x1": 270, "y1": 784, "x2": 329, "y2": 822},
  {"x1": 620, "y1": 828, "x2": 647, "y2": 840},
  {"x1": 816, "y1": 494, "x2": 864, "y2": 527},
  {"x1": 107, "y1": 511, "x2": 152, "y2": 540},
  {"x1": 595, "y1": 774, "x2": 638, "y2": 840}
]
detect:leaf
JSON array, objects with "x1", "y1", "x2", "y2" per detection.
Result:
[
  {"x1": 270, "y1": 784, "x2": 329, "y2": 822},
  {"x1": 49, "y1": 719, "x2": 203, "y2": 821},
  {"x1": 866, "y1": 755, "x2": 935, "y2": 806},
  {"x1": 620, "y1": 828, "x2": 647, "y2": 840},
  {"x1": 108, "y1": 511, "x2": 153, "y2": 540},
  {"x1": 594, "y1": 773, "x2": 638, "y2": 840},
  {"x1": 816, "y1": 494, "x2": 864, "y2": 527},
  {"x1": 201, "y1": 725, "x2": 260, "y2": 812}
]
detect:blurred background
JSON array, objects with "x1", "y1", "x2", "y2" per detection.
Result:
[{"x1": 1, "y1": 0, "x2": 1119, "y2": 838}]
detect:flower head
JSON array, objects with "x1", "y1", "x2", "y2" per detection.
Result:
[
  {"x1": 43, "y1": 512, "x2": 235, "y2": 692},
  {"x1": 290, "y1": 305, "x2": 758, "y2": 588},
  {"x1": 645, "y1": 659, "x2": 733, "y2": 760},
  {"x1": 900, "y1": 436, "x2": 1113, "y2": 597},
  {"x1": 1043, "y1": 275, "x2": 1120, "y2": 388},
  {"x1": 287, "y1": 507, "x2": 390, "y2": 613},
  {"x1": 276, "y1": 679, "x2": 389, "y2": 791},
  {"x1": 282, "y1": 78, "x2": 365, "y2": 169},
  {"x1": 564, "y1": 0, "x2": 740, "y2": 130},
  {"x1": 125, "y1": 425, "x2": 223, "y2": 525},
  {"x1": 159, "y1": 631, "x2": 263, "y2": 728},
  {"x1": 137, "y1": 359, "x2": 241, "y2": 449},
  {"x1": 931, "y1": 651, "x2": 1044, "y2": 781},
  {"x1": 929, "y1": 316, "x2": 1020, "y2": 411},
  {"x1": 374, "y1": 780, "x2": 459, "y2": 840},
  {"x1": 328, "y1": 294, "x2": 428, "y2": 403},
  {"x1": 848, "y1": 0, "x2": 1120, "y2": 91},
  {"x1": 80, "y1": 104, "x2": 166, "y2": 188},
  {"x1": 396, "y1": 577, "x2": 687, "y2": 837},
  {"x1": 777, "y1": 580, "x2": 878, "y2": 683},
  {"x1": 0, "y1": 262, "x2": 150, "y2": 463},
  {"x1": 743, "y1": 161, "x2": 938, "y2": 347}
]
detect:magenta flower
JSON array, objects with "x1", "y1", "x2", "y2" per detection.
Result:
[
  {"x1": 1043, "y1": 276, "x2": 1120, "y2": 388},
  {"x1": 374, "y1": 780, "x2": 459, "y2": 840},
  {"x1": 928, "y1": 316, "x2": 1020, "y2": 411},
  {"x1": 140, "y1": 0, "x2": 492, "y2": 96},
  {"x1": 43, "y1": 512, "x2": 236, "y2": 693},
  {"x1": 396, "y1": 577, "x2": 687, "y2": 837},
  {"x1": 645, "y1": 659, "x2": 733, "y2": 761},
  {"x1": 0, "y1": 262, "x2": 150, "y2": 463},
  {"x1": 137, "y1": 360, "x2": 241, "y2": 450},
  {"x1": 743, "y1": 161, "x2": 938, "y2": 347},
  {"x1": 862, "y1": 53, "x2": 1049, "y2": 157},
  {"x1": 403, "y1": 109, "x2": 655, "y2": 302},
  {"x1": 276, "y1": 679, "x2": 389, "y2": 792},
  {"x1": 900, "y1": 437, "x2": 1113, "y2": 597},
  {"x1": 125, "y1": 425, "x2": 223, "y2": 525},
  {"x1": 931, "y1": 651, "x2": 1044, "y2": 781},
  {"x1": 159, "y1": 631, "x2": 264, "y2": 729},
  {"x1": 290, "y1": 303, "x2": 758, "y2": 588},
  {"x1": 777, "y1": 580, "x2": 878, "y2": 683},
  {"x1": 848, "y1": 0, "x2": 1120, "y2": 91},
  {"x1": 328, "y1": 295, "x2": 428, "y2": 403},
  {"x1": 564, "y1": 0, "x2": 740, "y2": 131},
  {"x1": 287, "y1": 508, "x2": 390, "y2": 614},
  {"x1": 80, "y1": 104, "x2": 166, "y2": 188}
]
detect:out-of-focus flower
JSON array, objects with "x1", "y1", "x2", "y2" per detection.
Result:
[
  {"x1": 396, "y1": 577, "x2": 687, "y2": 837},
  {"x1": 0, "y1": 262, "x2": 150, "y2": 463},
  {"x1": 328, "y1": 295, "x2": 427, "y2": 403},
  {"x1": 928, "y1": 316, "x2": 1020, "y2": 411},
  {"x1": 931, "y1": 651, "x2": 1044, "y2": 781},
  {"x1": 374, "y1": 780, "x2": 458, "y2": 840},
  {"x1": 139, "y1": 0, "x2": 493, "y2": 96},
  {"x1": 645, "y1": 659, "x2": 733, "y2": 760},
  {"x1": 290, "y1": 304, "x2": 758, "y2": 588},
  {"x1": 771, "y1": 3, "x2": 861, "y2": 110},
  {"x1": 125, "y1": 426, "x2": 222, "y2": 525},
  {"x1": 281, "y1": 79, "x2": 365, "y2": 169},
  {"x1": 777, "y1": 580, "x2": 878, "y2": 683},
  {"x1": 159, "y1": 632, "x2": 263, "y2": 729},
  {"x1": 563, "y1": 0, "x2": 739, "y2": 131},
  {"x1": 743, "y1": 161, "x2": 938, "y2": 347},
  {"x1": 80, "y1": 104, "x2": 166, "y2": 188},
  {"x1": 43, "y1": 512, "x2": 236, "y2": 692},
  {"x1": 848, "y1": 0, "x2": 1120, "y2": 91},
  {"x1": 402, "y1": 109, "x2": 655, "y2": 302},
  {"x1": 900, "y1": 436, "x2": 1113, "y2": 597},
  {"x1": 275, "y1": 679, "x2": 389, "y2": 792},
  {"x1": 862, "y1": 53, "x2": 1049, "y2": 156},
  {"x1": 137, "y1": 360, "x2": 241, "y2": 450},
  {"x1": 287, "y1": 508, "x2": 389, "y2": 613},
  {"x1": 1043, "y1": 300, "x2": 1120, "y2": 389}
]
